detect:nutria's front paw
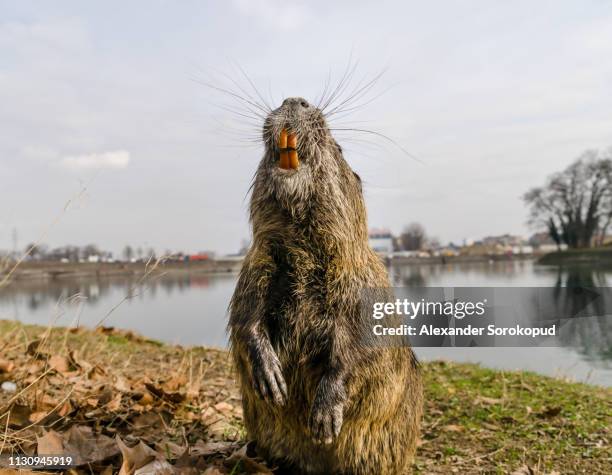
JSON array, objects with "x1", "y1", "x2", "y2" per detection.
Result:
[
  {"x1": 309, "y1": 384, "x2": 346, "y2": 445},
  {"x1": 252, "y1": 350, "x2": 288, "y2": 405}
]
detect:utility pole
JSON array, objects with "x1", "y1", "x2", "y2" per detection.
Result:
[{"x1": 12, "y1": 227, "x2": 17, "y2": 256}]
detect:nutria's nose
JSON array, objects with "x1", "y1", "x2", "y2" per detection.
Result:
[{"x1": 282, "y1": 97, "x2": 309, "y2": 109}]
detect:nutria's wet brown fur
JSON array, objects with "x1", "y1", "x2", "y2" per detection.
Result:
[{"x1": 228, "y1": 97, "x2": 423, "y2": 474}]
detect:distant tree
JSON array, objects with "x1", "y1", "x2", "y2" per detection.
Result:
[
  {"x1": 25, "y1": 243, "x2": 48, "y2": 260},
  {"x1": 136, "y1": 247, "x2": 143, "y2": 260},
  {"x1": 123, "y1": 245, "x2": 134, "y2": 262},
  {"x1": 146, "y1": 248, "x2": 156, "y2": 261},
  {"x1": 427, "y1": 237, "x2": 441, "y2": 251},
  {"x1": 523, "y1": 149, "x2": 612, "y2": 249},
  {"x1": 400, "y1": 223, "x2": 427, "y2": 251},
  {"x1": 81, "y1": 244, "x2": 100, "y2": 260}
]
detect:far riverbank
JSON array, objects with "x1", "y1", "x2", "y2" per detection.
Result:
[
  {"x1": 538, "y1": 247, "x2": 612, "y2": 266},
  {"x1": 0, "y1": 254, "x2": 540, "y2": 282},
  {"x1": 0, "y1": 259, "x2": 243, "y2": 282}
]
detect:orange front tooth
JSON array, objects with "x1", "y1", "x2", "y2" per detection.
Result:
[
  {"x1": 279, "y1": 129, "x2": 288, "y2": 149},
  {"x1": 287, "y1": 133, "x2": 297, "y2": 149},
  {"x1": 289, "y1": 150, "x2": 299, "y2": 169},
  {"x1": 280, "y1": 151, "x2": 289, "y2": 169}
]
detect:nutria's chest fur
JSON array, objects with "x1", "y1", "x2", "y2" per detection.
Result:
[{"x1": 263, "y1": 239, "x2": 333, "y2": 361}]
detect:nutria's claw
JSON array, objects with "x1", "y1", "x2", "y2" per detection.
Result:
[
  {"x1": 253, "y1": 351, "x2": 287, "y2": 405},
  {"x1": 309, "y1": 396, "x2": 344, "y2": 445}
]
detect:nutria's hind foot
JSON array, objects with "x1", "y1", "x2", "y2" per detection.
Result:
[{"x1": 308, "y1": 377, "x2": 347, "y2": 444}]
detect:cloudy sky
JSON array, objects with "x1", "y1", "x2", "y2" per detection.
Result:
[{"x1": 1, "y1": 0, "x2": 612, "y2": 255}]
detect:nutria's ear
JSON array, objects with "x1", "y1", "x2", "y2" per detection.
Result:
[{"x1": 334, "y1": 141, "x2": 343, "y2": 154}]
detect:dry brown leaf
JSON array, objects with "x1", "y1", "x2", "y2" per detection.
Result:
[
  {"x1": 85, "y1": 397, "x2": 99, "y2": 408},
  {"x1": 191, "y1": 440, "x2": 240, "y2": 457},
  {"x1": 67, "y1": 425, "x2": 118, "y2": 464},
  {"x1": 115, "y1": 376, "x2": 133, "y2": 393},
  {"x1": 474, "y1": 396, "x2": 504, "y2": 405},
  {"x1": 441, "y1": 424, "x2": 464, "y2": 432},
  {"x1": 201, "y1": 468, "x2": 225, "y2": 475},
  {"x1": 29, "y1": 410, "x2": 49, "y2": 424},
  {"x1": 0, "y1": 404, "x2": 31, "y2": 429},
  {"x1": 68, "y1": 350, "x2": 92, "y2": 372},
  {"x1": 163, "y1": 375, "x2": 187, "y2": 392},
  {"x1": 213, "y1": 402, "x2": 233, "y2": 415},
  {"x1": 135, "y1": 459, "x2": 176, "y2": 475},
  {"x1": 116, "y1": 436, "x2": 158, "y2": 475},
  {"x1": 26, "y1": 360, "x2": 44, "y2": 374},
  {"x1": 185, "y1": 383, "x2": 200, "y2": 401},
  {"x1": 139, "y1": 391, "x2": 155, "y2": 406},
  {"x1": 207, "y1": 420, "x2": 236, "y2": 440},
  {"x1": 40, "y1": 393, "x2": 59, "y2": 409},
  {"x1": 145, "y1": 382, "x2": 184, "y2": 404},
  {"x1": 37, "y1": 429, "x2": 64, "y2": 455},
  {"x1": 0, "y1": 358, "x2": 15, "y2": 373},
  {"x1": 225, "y1": 444, "x2": 272, "y2": 474},
  {"x1": 132, "y1": 412, "x2": 162, "y2": 429},
  {"x1": 57, "y1": 400, "x2": 74, "y2": 417},
  {"x1": 200, "y1": 406, "x2": 217, "y2": 421},
  {"x1": 511, "y1": 465, "x2": 535, "y2": 475},
  {"x1": 87, "y1": 365, "x2": 107, "y2": 381},
  {"x1": 155, "y1": 440, "x2": 186, "y2": 459},
  {"x1": 49, "y1": 354, "x2": 70, "y2": 373},
  {"x1": 26, "y1": 339, "x2": 42, "y2": 356},
  {"x1": 106, "y1": 392, "x2": 123, "y2": 411}
]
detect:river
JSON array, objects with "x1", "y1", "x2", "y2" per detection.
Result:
[{"x1": 1, "y1": 260, "x2": 610, "y2": 386}]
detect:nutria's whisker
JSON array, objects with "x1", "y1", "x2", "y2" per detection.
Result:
[
  {"x1": 212, "y1": 103, "x2": 266, "y2": 123},
  {"x1": 330, "y1": 127, "x2": 425, "y2": 164},
  {"x1": 319, "y1": 57, "x2": 359, "y2": 112},
  {"x1": 324, "y1": 69, "x2": 387, "y2": 118},
  {"x1": 214, "y1": 65, "x2": 273, "y2": 114},
  {"x1": 315, "y1": 67, "x2": 333, "y2": 110},
  {"x1": 194, "y1": 79, "x2": 271, "y2": 117},
  {"x1": 324, "y1": 84, "x2": 394, "y2": 122},
  {"x1": 235, "y1": 63, "x2": 273, "y2": 113}
]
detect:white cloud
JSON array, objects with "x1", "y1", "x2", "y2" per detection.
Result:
[
  {"x1": 231, "y1": 0, "x2": 311, "y2": 30},
  {"x1": 61, "y1": 150, "x2": 130, "y2": 170}
]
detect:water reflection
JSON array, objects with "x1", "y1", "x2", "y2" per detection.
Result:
[
  {"x1": 551, "y1": 267, "x2": 612, "y2": 365},
  {"x1": 0, "y1": 273, "x2": 227, "y2": 311}
]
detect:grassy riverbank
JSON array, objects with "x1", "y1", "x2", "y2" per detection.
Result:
[
  {"x1": 538, "y1": 247, "x2": 612, "y2": 266},
  {"x1": 0, "y1": 321, "x2": 610, "y2": 474},
  {"x1": 0, "y1": 259, "x2": 243, "y2": 282}
]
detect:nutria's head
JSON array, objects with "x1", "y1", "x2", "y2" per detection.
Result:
[{"x1": 251, "y1": 97, "x2": 365, "y2": 227}]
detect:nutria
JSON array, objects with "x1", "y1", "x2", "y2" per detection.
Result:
[{"x1": 228, "y1": 96, "x2": 423, "y2": 474}]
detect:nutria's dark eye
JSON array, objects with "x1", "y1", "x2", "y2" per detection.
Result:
[{"x1": 300, "y1": 100, "x2": 309, "y2": 108}]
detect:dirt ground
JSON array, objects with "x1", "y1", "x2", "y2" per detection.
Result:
[{"x1": 0, "y1": 321, "x2": 609, "y2": 474}]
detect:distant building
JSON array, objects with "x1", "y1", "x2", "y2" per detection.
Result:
[
  {"x1": 369, "y1": 228, "x2": 394, "y2": 254},
  {"x1": 481, "y1": 234, "x2": 524, "y2": 247},
  {"x1": 512, "y1": 244, "x2": 534, "y2": 255},
  {"x1": 528, "y1": 232, "x2": 567, "y2": 253},
  {"x1": 186, "y1": 251, "x2": 215, "y2": 262}
]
